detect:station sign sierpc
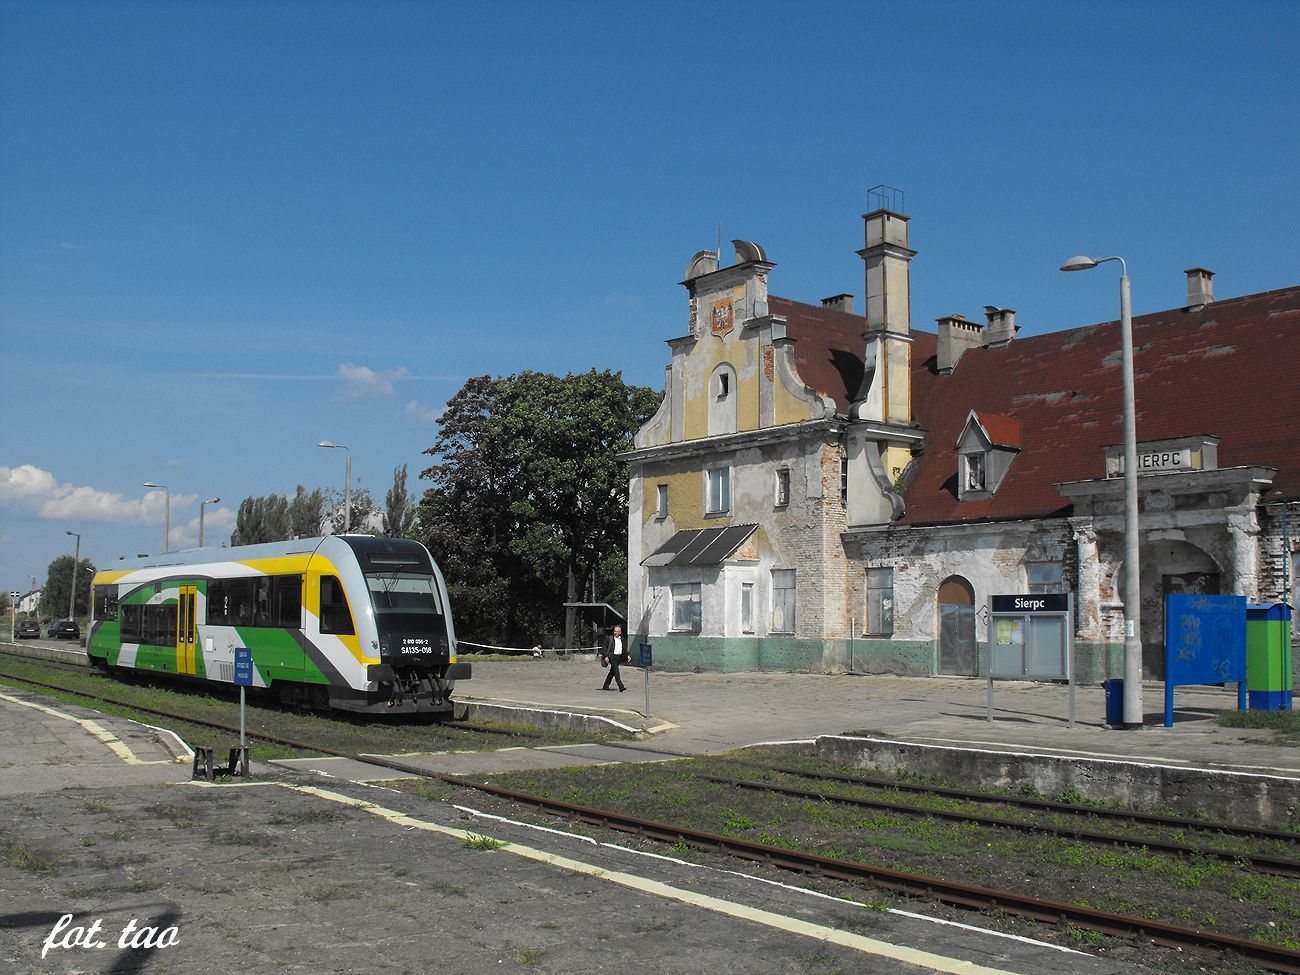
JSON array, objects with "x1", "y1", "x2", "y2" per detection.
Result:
[{"x1": 987, "y1": 592, "x2": 1075, "y2": 727}]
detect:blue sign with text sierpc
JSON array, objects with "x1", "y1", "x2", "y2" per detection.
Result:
[{"x1": 233, "y1": 648, "x2": 254, "y2": 687}]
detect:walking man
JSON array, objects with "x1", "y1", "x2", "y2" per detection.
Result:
[{"x1": 601, "y1": 624, "x2": 627, "y2": 692}]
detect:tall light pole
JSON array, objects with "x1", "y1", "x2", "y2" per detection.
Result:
[
  {"x1": 65, "y1": 530, "x2": 81, "y2": 621},
  {"x1": 199, "y1": 497, "x2": 220, "y2": 548},
  {"x1": 1061, "y1": 254, "x2": 1142, "y2": 728},
  {"x1": 143, "y1": 482, "x2": 171, "y2": 554},
  {"x1": 317, "y1": 441, "x2": 352, "y2": 532}
]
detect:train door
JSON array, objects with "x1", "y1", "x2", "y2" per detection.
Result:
[{"x1": 175, "y1": 584, "x2": 197, "y2": 674}]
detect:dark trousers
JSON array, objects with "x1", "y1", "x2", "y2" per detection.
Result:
[{"x1": 602, "y1": 657, "x2": 625, "y2": 690}]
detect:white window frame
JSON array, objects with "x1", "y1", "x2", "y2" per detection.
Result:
[
  {"x1": 706, "y1": 466, "x2": 731, "y2": 515},
  {"x1": 865, "y1": 567, "x2": 893, "y2": 636},
  {"x1": 655, "y1": 483, "x2": 669, "y2": 519},
  {"x1": 770, "y1": 568, "x2": 796, "y2": 634},
  {"x1": 671, "y1": 583, "x2": 701, "y2": 633},
  {"x1": 964, "y1": 452, "x2": 986, "y2": 491},
  {"x1": 775, "y1": 468, "x2": 790, "y2": 507},
  {"x1": 741, "y1": 582, "x2": 755, "y2": 634},
  {"x1": 1026, "y1": 561, "x2": 1063, "y2": 594}
]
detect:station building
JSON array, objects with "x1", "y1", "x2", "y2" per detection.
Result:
[{"x1": 624, "y1": 205, "x2": 1299, "y2": 681}]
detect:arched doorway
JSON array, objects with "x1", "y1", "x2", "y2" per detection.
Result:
[{"x1": 937, "y1": 575, "x2": 977, "y2": 676}]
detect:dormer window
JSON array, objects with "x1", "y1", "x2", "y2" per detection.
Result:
[{"x1": 955, "y1": 410, "x2": 1020, "y2": 501}]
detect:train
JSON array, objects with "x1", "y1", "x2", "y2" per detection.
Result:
[{"x1": 87, "y1": 534, "x2": 470, "y2": 716}]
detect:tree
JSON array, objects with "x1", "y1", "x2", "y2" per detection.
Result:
[
  {"x1": 416, "y1": 369, "x2": 660, "y2": 646},
  {"x1": 327, "y1": 485, "x2": 376, "y2": 535},
  {"x1": 230, "y1": 494, "x2": 290, "y2": 546},
  {"x1": 288, "y1": 485, "x2": 329, "y2": 538},
  {"x1": 382, "y1": 464, "x2": 417, "y2": 538},
  {"x1": 41, "y1": 555, "x2": 97, "y2": 620}
]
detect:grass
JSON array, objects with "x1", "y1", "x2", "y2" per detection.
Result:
[
  {"x1": 1, "y1": 842, "x2": 53, "y2": 872},
  {"x1": 462, "y1": 833, "x2": 507, "y2": 850},
  {"x1": 1217, "y1": 707, "x2": 1300, "y2": 747}
]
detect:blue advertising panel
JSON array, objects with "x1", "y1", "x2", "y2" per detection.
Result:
[
  {"x1": 639, "y1": 644, "x2": 652, "y2": 668},
  {"x1": 1164, "y1": 593, "x2": 1246, "y2": 727}
]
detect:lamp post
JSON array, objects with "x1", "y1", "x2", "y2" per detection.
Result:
[
  {"x1": 1060, "y1": 254, "x2": 1142, "y2": 728},
  {"x1": 317, "y1": 441, "x2": 351, "y2": 532},
  {"x1": 65, "y1": 530, "x2": 81, "y2": 622},
  {"x1": 199, "y1": 497, "x2": 220, "y2": 548},
  {"x1": 143, "y1": 482, "x2": 171, "y2": 554}
]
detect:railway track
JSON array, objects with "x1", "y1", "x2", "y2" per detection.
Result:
[
  {"x1": 695, "y1": 772, "x2": 1300, "y2": 876},
  {"x1": 3, "y1": 666, "x2": 1299, "y2": 973},
  {"x1": 0, "y1": 665, "x2": 535, "y2": 740}
]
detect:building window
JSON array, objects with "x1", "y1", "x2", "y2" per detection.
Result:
[
  {"x1": 717, "y1": 373, "x2": 729, "y2": 399},
  {"x1": 965, "y1": 453, "x2": 986, "y2": 491},
  {"x1": 866, "y1": 568, "x2": 893, "y2": 636},
  {"x1": 741, "y1": 582, "x2": 755, "y2": 633},
  {"x1": 1026, "y1": 562, "x2": 1063, "y2": 594},
  {"x1": 770, "y1": 569, "x2": 796, "y2": 633},
  {"x1": 840, "y1": 455, "x2": 849, "y2": 502},
  {"x1": 707, "y1": 467, "x2": 730, "y2": 514},
  {"x1": 775, "y1": 468, "x2": 790, "y2": 507},
  {"x1": 671, "y1": 583, "x2": 701, "y2": 633},
  {"x1": 656, "y1": 484, "x2": 669, "y2": 519}
]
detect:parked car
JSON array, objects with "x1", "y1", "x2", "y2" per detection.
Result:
[
  {"x1": 48, "y1": 620, "x2": 80, "y2": 640},
  {"x1": 15, "y1": 619, "x2": 41, "y2": 639}
]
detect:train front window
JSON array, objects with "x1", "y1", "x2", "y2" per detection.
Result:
[{"x1": 366, "y1": 571, "x2": 445, "y2": 638}]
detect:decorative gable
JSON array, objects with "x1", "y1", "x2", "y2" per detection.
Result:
[{"x1": 955, "y1": 411, "x2": 1021, "y2": 501}]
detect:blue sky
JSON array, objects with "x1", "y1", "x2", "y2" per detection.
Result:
[{"x1": 2, "y1": 0, "x2": 1297, "y2": 594}]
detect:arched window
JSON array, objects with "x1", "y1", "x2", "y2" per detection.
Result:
[
  {"x1": 937, "y1": 575, "x2": 976, "y2": 676},
  {"x1": 708, "y1": 363, "x2": 737, "y2": 436}
]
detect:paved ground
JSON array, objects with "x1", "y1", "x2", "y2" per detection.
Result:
[{"x1": 0, "y1": 655, "x2": 1204, "y2": 974}]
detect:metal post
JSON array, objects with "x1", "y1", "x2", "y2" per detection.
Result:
[
  {"x1": 1061, "y1": 254, "x2": 1143, "y2": 728},
  {"x1": 66, "y1": 530, "x2": 81, "y2": 622},
  {"x1": 344, "y1": 451, "x2": 352, "y2": 533},
  {"x1": 240, "y1": 685, "x2": 246, "y2": 756},
  {"x1": 199, "y1": 497, "x2": 219, "y2": 548},
  {"x1": 1117, "y1": 270, "x2": 1143, "y2": 728}
]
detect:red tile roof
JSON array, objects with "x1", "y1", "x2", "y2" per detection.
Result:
[
  {"x1": 962, "y1": 412, "x2": 1022, "y2": 450},
  {"x1": 771, "y1": 285, "x2": 1300, "y2": 524}
]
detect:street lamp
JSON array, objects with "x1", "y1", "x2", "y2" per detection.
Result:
[
  {"x1": 143, "y1": 482, "x2": 171, "y2": 554},
  {"x1": 65, "y1": 530, "x2": 81, "y2": 622},
  {"x1": 199, "y1": 497, "x2": 220, "y2": 548},
  {"x1": 317, "y1": 441, "x2": 352, "y2": 532},
  {"x1": 1060, "y1": 253, "x2": 1142, "y2": 728}
]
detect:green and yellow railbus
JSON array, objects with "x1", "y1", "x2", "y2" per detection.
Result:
[{"x1": 87, "y1": 535, "x2": 470, "y2": 715}]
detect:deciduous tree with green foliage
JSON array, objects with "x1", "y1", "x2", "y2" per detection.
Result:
[
  {"x1": 416, "y1": 369, "x2": 660, "y2": 647},
  {"x1": 41, "y1": 555, "x2": 97, "y2": 620}
]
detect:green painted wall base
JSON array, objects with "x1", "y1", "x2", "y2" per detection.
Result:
[{"x1": 638, "y1": 634, "x2": 1124, "y2": 683}]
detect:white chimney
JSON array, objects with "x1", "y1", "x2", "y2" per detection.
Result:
[
  {"x1": 821, "y1": 293, "x2": 854, "y2": 314},
  {"x1": 936, "y1": 313, "x2": 983, "y2": 373},
  {"x1": 1185, "y1": 268, "x2": 1215, "y2": 311},
  {"x1": 983, "y1": 306, "x2": 1018, "y2": 348}
]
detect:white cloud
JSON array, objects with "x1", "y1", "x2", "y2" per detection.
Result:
[
  {"x1": 336, "y1": 362, "x2": 408, "y2": 401},
  {"x1": 172, "y1": 506, "x2": 236, "y2": 549},
  {"x1": 404, "y1": 400, "x2": 444, "y2": 424},
  {"x1": 0, "y1": 465, "x2": 195, "y2": 524}
]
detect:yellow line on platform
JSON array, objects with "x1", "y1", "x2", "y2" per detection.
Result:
[
  {"x1": 0, "y1": 690, "x2": 168, "y2": 765},
  {"x1": 280, "y1": 782, "x2": 1021, "y2": 975}
]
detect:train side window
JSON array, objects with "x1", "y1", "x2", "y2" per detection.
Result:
[
  {"x1": 253, "y1": 577, "x2": 273, "y2": 626},
  {"x1": 277, "y1": 575, "x2": 303, "y2": 628},
  {"x1": 93, "y1": 585, "x2": 119, "y2": 622},
  {"x1": 320, "y1": 575, "x2": 354, "y2": 635},
  {"x1": 208, "y1": 581, "x2": 228, "y2": 625},
  {"x1": 121, "y1": 604, "x2": 142, "y2": 643}
]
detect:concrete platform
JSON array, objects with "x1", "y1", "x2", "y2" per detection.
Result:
[{"x1": 0, "y1": 687, "x2": 192, "y2": 796}]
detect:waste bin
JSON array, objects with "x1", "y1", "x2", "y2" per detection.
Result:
[
  {"x1": 1104, "y1": 678, "x2": 1124, "y2": 726},
  {"x1": 1246, "y1": 604, "x2": 1293, "y2": 710}
]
